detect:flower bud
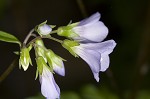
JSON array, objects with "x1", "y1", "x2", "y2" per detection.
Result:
[
  {"x1": 35, "y1": 56, "x2": 52, "y2": 79},
  {"x1": 35, "y1": 39, "x2": 47, "y2": 62},
  {"x1": 19, "y1": 47, "x2": 32, "y2": 71},
  {"x1": 45, "y1": 49, "x2": 65, "y2": 76},
  {"x1": 37, "y1": 21, "x2": 52, "y2": 35}
]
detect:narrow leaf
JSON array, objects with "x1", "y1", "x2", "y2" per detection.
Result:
[{"x1": 0, "y1": 31, "x2": 21, "y2": 46}]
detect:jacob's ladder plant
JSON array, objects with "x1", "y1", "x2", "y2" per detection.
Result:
[{"x1": 0, "y1": 12, "x2": 116, "y2": 99}]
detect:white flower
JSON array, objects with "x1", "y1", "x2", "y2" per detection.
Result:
[
  {"x1": 40, "y1": 66, "x2": 60, "y2": 99},
  {"x1": 63, "y1": 40, "x2": 116, "y2": 82}
]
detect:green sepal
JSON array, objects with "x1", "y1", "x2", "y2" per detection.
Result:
[
  {"x1": 35, "y1": 39, "x2": 47, "y2": 62},
  {"x1": 35, "y1": 20, "x2": 47, "y2": 36},
  {"x1": 19, "y1": 47, "x2": 32, "y2": 71},
  {"x1": 67, "y1": 20, "x2": 72, "y2": 25},
  {"x1": 45, "y1": 49, "x2": 66, "y2": 68},
  {"x1": 36, "y1": 56, "x2": 45, "y2": 75},
  {"x1": 50, "y1": 25, "x2": 56, "y2": 28},
  {"x1": 57, "y1": 22, "x2": 79, "y2": 38},
  {"x1": 28, "y1": 43, "x2": 33, "y2": 51},
  {"x1": 0, "y1": 31, "x2": 21, "y2": 46},
  {"x1": 35, "y1": 68, "x2": 39, "y2": 80},
  {"x1": 13, "y1": 51, "x2": 19, "y2": 55},
  {"x1": 35, "y1": 56, "x2": 53, "y2": 80},
  {"x1": 62, "y1": 39, "x2": 79, "y2": 57}
]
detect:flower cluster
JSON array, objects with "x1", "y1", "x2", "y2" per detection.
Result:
[{"x1": 18, "y1": 12, "x2": 116, "y2": 99}]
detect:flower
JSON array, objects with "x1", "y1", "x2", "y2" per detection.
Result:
[
  {"x1": 19, "y1": 47, "x2": 32, "y2": 71},
  {"x1": 36, "y1": 56, "x2": 60, "y2": 99},
  {"x1": 37, "y1": 21, "x2": 52, "y2": 35},
  {"x1": 57, "y1": 12, "x2": 108, "y2": 42},
  {"x1": 45, "y1": 49, "x2": 65, "y2": 76},
  {"x1": 40, "y1": 67, "x2": 60, "y2": 99},
  {"x1": 62, "y1": 39, "x2": 116, "y2": 82}
]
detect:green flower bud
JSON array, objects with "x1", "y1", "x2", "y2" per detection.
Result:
[
  {"x1": 35, "y1": 39, "x2": 47, "y2": 62},
  {"x1": 62, "y1": 39, "x2": 79, "y2": 57},
  {"x1": 45, "y1": 49, "x2": 65, "y2": 68},
  {"x1": 45, "y1": 49, "x2": 66, "y2": 76},
  {"x1": 19, "y1": 47, "x2": 32, "y2": 71},
  {"x1": 57, "y1": 23, "x2": 79, "y2": 38},
  {"x1": 35, "y1": 56, "x2": 51, "y2": 79}
]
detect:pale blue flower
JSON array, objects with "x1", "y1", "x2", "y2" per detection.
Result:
[
  {"x1": 73, "y1": 12, "x2": 108, "y2": 42},
  {"x1": 57, "y1": 12, "x2": 108, "y2": 42},
  {"x1": 40, "y1": 66, "x2": 60, "y2": 99},
  {"x1": 69, "y1": 40, "x2": 116, "y2": 82}
]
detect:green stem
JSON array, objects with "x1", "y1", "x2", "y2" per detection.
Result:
[
  {"x1": 0, "y1": 58, "x2": 18, "y2": 83},
  {"x1": 26, "y1": 35, "x2": 63, "y2": 47},
  {"x1": 23, "y1": 29, "x2": 34, "y2": 45},
  {"x1": 44, "y1": 36, "x2": 63, "y2": 43}
]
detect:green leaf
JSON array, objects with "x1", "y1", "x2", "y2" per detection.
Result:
[{"x1": 0, "y1": 31, "x2": 21, "y2": 46}]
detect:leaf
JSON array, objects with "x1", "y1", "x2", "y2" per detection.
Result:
[{"x1": 0, "y1": 31, "x2": 21, "y2": 46}]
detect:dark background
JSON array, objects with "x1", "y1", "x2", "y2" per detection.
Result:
[{"x1": 0, "y1": 0, "x2": 150, "y2": 99}]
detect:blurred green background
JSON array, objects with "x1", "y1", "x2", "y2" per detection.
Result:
[{"x1": 0, "y1": 0, "x2": 150, "y2": 99}]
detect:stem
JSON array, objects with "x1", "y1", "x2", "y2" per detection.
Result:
[
  {"x1": 44, "y1": 36, "x2": 63, "y2": 43},
  {"x1": 23, "y1": 29, "x2": 34, "y2": 45},
  {"x1": 26, "y1": 35, "x2": 63, "y2": 47},
  {"x1": 0, "y1": 58, "x2": 18, "y2": 83}
]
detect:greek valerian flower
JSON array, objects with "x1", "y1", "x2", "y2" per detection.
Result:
[
  {"x1": 36, "y1": 56, "x2": 60, "y2": 99},
  {"x1": 57, "y1": 12, "x2": 108, "y2": 42},
  {"x1": 62, "y1": 39, "x2": 116, "y2": 82}
]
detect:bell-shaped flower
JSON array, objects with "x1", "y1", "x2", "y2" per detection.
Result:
[
  {"x1": 19, "y1": 47, "x2": 32, "y2": 71},
  {"x1": 36, "y1": 56, "x2": 60, "y2": 99},
  {"x1": 37, "y1": 21, "x2": 52, "y2": 36},
  {"x1": 45, "y1": 49, "x2": 65, "y2": 76},
  {"x1": 57, "y1": 12, "x2": 108, "y2": 42},
  {"x1": 62, "y1": 39, "x2": 116, "y2": 82}
]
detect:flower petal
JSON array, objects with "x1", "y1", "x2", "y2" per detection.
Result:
[
  {"x1": 73, "y1": 21, "x2": 108, "y2": 42},
  {"x1": 78, "y1": 12, "x2": 101, "y2": 26},
  {"x1": 53, "y1": 61, "x2": 65, "y2": 76},
  {"x1": 100, "y1": 54, "x2": 110, "y2": 72},
  {"x1": 40, "y1": 67, "x2": 60, "y2": 99},
  {"x1": 73, "y1": 46, "x2": 101, "y2": 74},
  {"x1": 93, "y1": 72, "x2": 100, "y2": 82},
  {"x1": 97, "y1": 40, "x2": 116, "y2": 54},
  {"x1": 80, "y1": 40, "x2": 116, "y2": 54},
  {"x1": 38, "y1": 24, "x2": 52, "y2": 35}
]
